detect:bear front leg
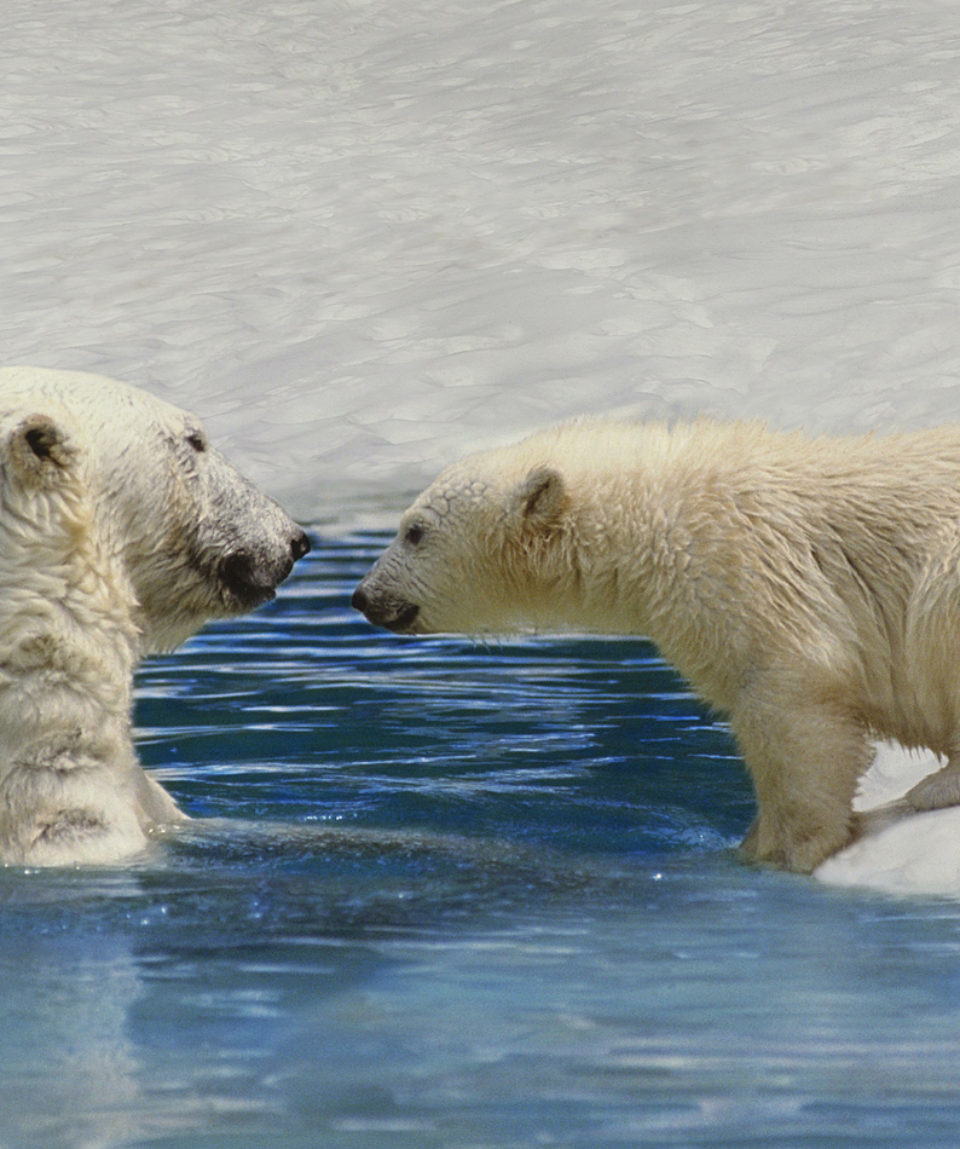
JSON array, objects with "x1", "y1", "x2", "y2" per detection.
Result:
[{"x1": 731, "y1": 688, "x2": 871, "y2": 873}]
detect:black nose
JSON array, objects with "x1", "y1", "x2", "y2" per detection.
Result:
[
  {"x1": 291, "y1": 529, "x2": 311, "y2": 562},
  {"x1": 351, "y1": 585, "x2": 368, "y2": 613}
]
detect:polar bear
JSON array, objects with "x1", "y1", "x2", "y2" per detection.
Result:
[
  {"x1": 0, "y1": 367, "x2": 310, "y2": 865},
  {"x1": 353, "y1": 417, "x2": 960, "y2": 873}
]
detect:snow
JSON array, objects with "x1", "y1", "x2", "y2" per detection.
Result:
[
  {"x1": 817, "y1": 742, "x2": 960, "y2": 896},
  {"x1": 4, "y1": 0, "x2": 960, "y2": 894}
]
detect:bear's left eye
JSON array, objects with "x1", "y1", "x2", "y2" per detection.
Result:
[
  {"x1": 186, "y1": 431, "x2": 207, "y2": 453},
  {"x1": 404, "y1": 524, "x2": 425, "y2": 547}
]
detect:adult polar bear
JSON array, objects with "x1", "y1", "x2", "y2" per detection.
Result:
[
  {"x1": 0, "y1": 366, "x2": 310, "y2": 866},
  {"x1": 353, "y1": 417, "x2": 960, "y2": 874}
]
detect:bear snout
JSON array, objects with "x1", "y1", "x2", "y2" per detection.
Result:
[
  {"x1": 291, "y1": 528, "x2": 311, "y2": 562},
  {"x1": 219, "y1": 528, "x2": 311, "y2": 608},
  {"x1": 220, "y1": 551, "x2": 276, "y2": 607},
  {"x1": 351, "y1": 583, "x2": 420, "y2": 632}
]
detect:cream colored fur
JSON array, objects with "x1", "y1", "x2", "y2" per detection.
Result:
[
  {"x1": 354, "y1": 417, "x2": 960, "y2": 872},
  {"x1": 0, "y1": 367, "x2": 309, "y2": 866},
  {"x1": 0, "y1": 412, "x2": 181, "y2": 864}
]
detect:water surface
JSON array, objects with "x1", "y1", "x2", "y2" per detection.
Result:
[{"x1": 2, "y1": 536, "x2": 959, "y2": 1149}]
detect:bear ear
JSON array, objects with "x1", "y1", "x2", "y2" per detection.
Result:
[
  {"x1": 512, "y1": 466, "x2": 567, "y2": 529},
  {"x1": 7, "y1": 414, "x2": 75, "y2": 486}
]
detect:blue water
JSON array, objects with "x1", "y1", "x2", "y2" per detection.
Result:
[{"x1": 4, "y1": 535, "x2": 960, "y2": 1149}]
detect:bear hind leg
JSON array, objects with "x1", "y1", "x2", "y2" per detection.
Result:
[{"x1": 902, "y1": 756, "x2": 960, "y2": 813}]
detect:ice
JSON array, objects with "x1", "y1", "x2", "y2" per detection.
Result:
[
  {"x1": 4, "y1": 0, "x2": 960, "y2": 893},
  {"x1": 816, "y1": 742, "x2": 960, "y2": 895}
]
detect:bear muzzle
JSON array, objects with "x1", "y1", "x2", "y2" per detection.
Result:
[
  {"x1": 220, "y1": 528, "x2": 311, "y2": 608},
  {"x1": 351, "y1": 584, "x2": 420, "y2": 632}
]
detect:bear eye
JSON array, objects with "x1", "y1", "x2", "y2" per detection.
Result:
[
  {"x1": 185, "y1": 431, "x2": 207, "y2": 453},
  {"x1": 404, "y1": 523, "x2": 425, "y2": 547}
]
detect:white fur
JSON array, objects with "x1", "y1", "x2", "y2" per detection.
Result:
[
  {"x1": 0, "y1": 368, "x2": 308, "y2": 866},
  {"x1": 355, "y1": 417, "x2": 960, "y2": 873}
]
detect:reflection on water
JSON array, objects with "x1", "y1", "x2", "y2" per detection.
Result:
[{"x1": 3, "y1": 537, "x2": 960, "y2": 1148}]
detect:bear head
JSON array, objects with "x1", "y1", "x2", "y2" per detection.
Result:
[
  {"x1": 0, "y1": 368, "x2": 310, "y2": 653},
  {"x1": 353, "y1": 453, "x2": 569, "y2": 635}
]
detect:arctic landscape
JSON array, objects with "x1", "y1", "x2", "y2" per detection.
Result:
[
  {"x1": 6, "y1": 0, "x2": 960, "y2": 892},
  {"x1": 4, "y1": 0, "x2": 960, "y2": 1145}
]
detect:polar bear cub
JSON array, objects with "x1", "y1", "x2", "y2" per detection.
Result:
[
  {"x1": 0, "y1": 367, "x2": 310, "y2": 865},
  {"x1": 353, "y1": 417, "x2": 960, "y2": 873}
]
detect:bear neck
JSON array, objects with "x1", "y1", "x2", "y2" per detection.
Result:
[
  {"x1": 0, "y1": 514, "x2": 142, "y2": 758},
  {"x1": 514, "y1": 469, "x2": 664, "y2": 633},
  {"x1": 522, "y1": 457, "x2": 739, "y2": 705}
]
